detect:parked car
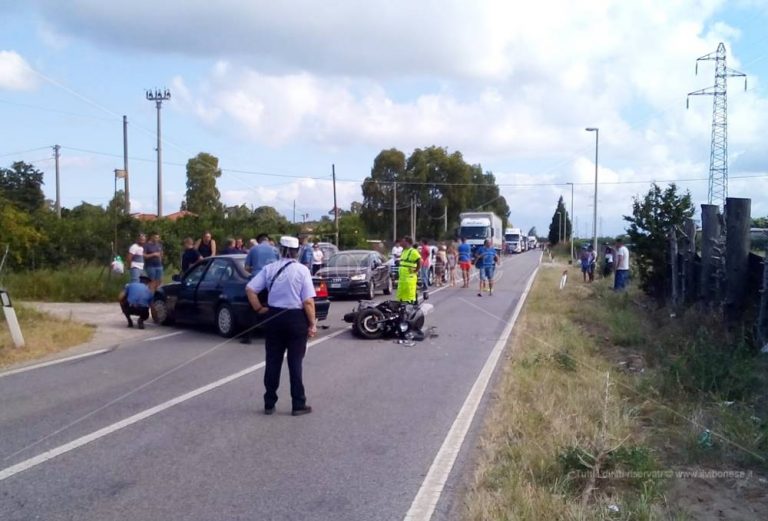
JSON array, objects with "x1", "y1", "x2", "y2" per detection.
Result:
[
  {"x1": 314, "y1": 250, "x2": 392, "y2": 299},
  {"x1": 316, "y1": 242, "x2": 339, "y2": 267},
  {"x1": 151, "y1": 254, "x2": 330, "y2": 337}
]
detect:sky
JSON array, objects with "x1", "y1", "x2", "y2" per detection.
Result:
[{"x1": 1, "y1": 0, "x2": 768, "y2": 238}]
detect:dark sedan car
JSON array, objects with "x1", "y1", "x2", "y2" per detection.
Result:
[
  {"x1": 313, "y1": 250, "x2": 392, "y2": 299},
  {"x1": 152, "y1": 254, "x2": 330, "y2": 337}
]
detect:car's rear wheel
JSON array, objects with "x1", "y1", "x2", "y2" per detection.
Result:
[
  {"x1": 216, "y1": 304, "x2": 237, "y2": 338},
  {"x1": 354, "y1": 308, "x2": 385, "y2": 339},
  {"x1": 152, "y1": 299, "x2": 172, "y2": 325},
  {"x1": 383, "y1": 276, "x2": 392, "y2": 295},
  {"x1": 366, "y1": 282, "x2": 375, "y2": 300}
]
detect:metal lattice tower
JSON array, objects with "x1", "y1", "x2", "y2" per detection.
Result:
[{"x1": 687, "y1": 43, "x2": 746, "y2": 208}]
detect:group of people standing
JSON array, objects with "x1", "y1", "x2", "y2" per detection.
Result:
[
  {"x1": 577, "y1": 238, "x2": 630, "y2": 291},
  {"x1": 392, "y1": 236, "x2": 501, "y2": 304}
]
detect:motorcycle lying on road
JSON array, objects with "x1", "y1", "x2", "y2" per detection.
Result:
[{"x1": 344, "y1": 292, "x2": 434, "y2": 342}]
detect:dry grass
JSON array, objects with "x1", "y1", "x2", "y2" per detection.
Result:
[
  {"x1": 0, "y1": 304, "x2": 94, "y2": 368},
  {"x1": 463, "y1": 264, "x2": 663, "y2": 521}
]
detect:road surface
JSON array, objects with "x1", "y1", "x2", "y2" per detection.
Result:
[{"x1": 0, "y1": 252, "x2": 540, "y2": 521}]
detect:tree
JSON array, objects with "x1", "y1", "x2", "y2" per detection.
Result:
[
  {"x1": 360, "y1": 148, "x2": 406, "y2": 238},
  {"x1": 527, "y1": 226, "x2": 538, "y2": 237},
  {"x1": 0, "y1": 194, "x2": 45, "y2": 267},
  {"x1": 0, "y1": 161, "x2": 46, "y2": 213},
  {"x1": 547, "y1": 196, "x2": 571, "y2": 245},
  {"x1": 181, "y1": 152, "x2": 224, "y2": 216},
  {"x1": 752, "y1": 216, "x2": 768, "y2": 228},
  {"x1": 624, "y1": 183, "x2": 694, "y2": 301}
]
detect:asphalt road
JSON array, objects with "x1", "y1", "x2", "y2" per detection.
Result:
[{"x1": 0, "y1": 251, "x2": 541, "y2": 521}]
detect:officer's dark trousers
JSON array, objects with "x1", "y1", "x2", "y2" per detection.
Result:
[
  {"x1": 120, "y1": 301, "x2": 149, "y2": 323},
  {"x1": 263, "y1": 308, "x2": 309, "y2": 410}
]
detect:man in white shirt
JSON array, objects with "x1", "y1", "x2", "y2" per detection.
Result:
[
  {"x1": 126, "y1": 233, "x2": 146, "y2": 282},
  {"x1": 391, "y1": 239, "x2": 403, "y2": 266},
  {"x1": 614, "y1": 238, "x2": 630, "y2": 291}
]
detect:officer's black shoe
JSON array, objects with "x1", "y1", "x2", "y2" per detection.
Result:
[
  {"x1": 291, "y1": 406, "x2": 312, "y2": 416},
  {"x1": 264, "y1": 407, "x2": 275, "y2": 415},
  {"x1": 137, "y1": 318, "x2": 145, "y2": 329},
  {"x1": 126, "y1": 320, "x2": 134, "y2": 328}
]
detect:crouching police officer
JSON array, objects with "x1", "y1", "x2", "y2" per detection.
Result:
[
  {"x1": 397, "y1": 236, "x2": 421, "y2": 304},
  {"x1": 245, "y1": 236, "x2": 316, "y2": 416}
]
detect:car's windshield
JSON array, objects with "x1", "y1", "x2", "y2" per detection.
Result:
[
  {"x1": 327, "y1": 253, "x2": 369, "y2": 268},
  {"x1": 505, "y1": 234, "x2": 521, "y2": 241},
  {"x1": 460, "y1": 226, "x2": 489, "y2": 239}
]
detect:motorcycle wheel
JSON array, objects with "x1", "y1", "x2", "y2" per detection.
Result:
[{"x1": 354, "y1": 308, "x2": 385, "y2": 339}]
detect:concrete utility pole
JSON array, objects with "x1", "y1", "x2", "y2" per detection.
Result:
[
  {"x1": 585, "y1": 127, "x2": 599, "y2": 253},
  {"x1": 393, "y1": 180, "x2": 397, "y2": 242},
  {"x1": 53, "y1": 144, "x2": 61, "y2": 218},
  {"x1": 123, "y1": 115, "x2": 130, "y2": 215},
  {"x1": 146, "y1": 88, "x2": 171, "y2": 218},
  {"x1": 332, "y1": 164, "x2": 339, "y2": 247},
  {"x1": 724, "y1": 197, "x2": 751, "y2": 321},
  {"x1": 566, "y1": 182, "x2": 574, "y2": 262}
]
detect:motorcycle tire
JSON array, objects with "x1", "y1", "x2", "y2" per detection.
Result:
[{"x1": 354, "y1": 308, "x2": 386, "y2": 339}]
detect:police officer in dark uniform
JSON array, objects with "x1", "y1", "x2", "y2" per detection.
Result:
[{"x1": 245, "y1": 236, "x2": 316, "y2": 416}]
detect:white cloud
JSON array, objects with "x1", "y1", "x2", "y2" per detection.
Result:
[{"x1": 0, "y1": 50, "x2": 37, "y2": 90}]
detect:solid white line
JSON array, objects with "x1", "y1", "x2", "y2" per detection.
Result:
[
  {"x1": 144, "y1": 331, "x2": 185, "y2": 342},
  {"x1": 403, "y1": 254, "x2": 541, "y2": 521},
  {"x1": 0, "y1": 327, "x2": 347, "y2": 483},
  {"x1": 0, "y1": 349, "x2": 111, "y2": 379}
]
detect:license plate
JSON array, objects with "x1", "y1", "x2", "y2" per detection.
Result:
[{"x1": 330, "y1": 283, "x2": 341, "y2": 288}]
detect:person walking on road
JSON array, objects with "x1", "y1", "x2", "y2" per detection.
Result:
[
  {"x1": 126, "y1": 233, "x2": 146, "y2": 283},
  {"x1": 614, "y1": 238, "x2": 630, "y2": 291},
  {"x1": 245, "y1": 233, "x2": 279, "y2": 276},
  {"x1": 298, "y1": 237, "x2": 313, "y2": 270},
  {"x1": 434, "y1": 245, "x2": 447, "y2": 287},
  {"x1": 476, "y1": 239, "x2": 499, "y2": 297},
  {"x1": 419, "y1": 239, "x2": 431, "y2": 288},
  {"x1": 446, "y1": 243, "x2": 457, "y2": 287},
  {"x1": 245, "y1": 236, "x2": 316, "y2": 416},
  {"x1": 119, "y1": 274, "x2": 153, "y2": 329},
  {"x1": 396, "y1": 236, "x2": 421, "y2": 304},
  {"x1": 457, "y1": 237, "x2": 472, "y2": 288}
]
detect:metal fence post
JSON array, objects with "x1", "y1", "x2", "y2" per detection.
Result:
[{"x1": 1, "y1": 289, "x2": 25, "y2": 348}]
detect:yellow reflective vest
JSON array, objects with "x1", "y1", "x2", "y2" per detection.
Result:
[{"x1": 399, "y1": 247, "x2": 420, "y2": 272}]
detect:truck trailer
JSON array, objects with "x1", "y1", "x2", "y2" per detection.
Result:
[{"x1": 458, "y1": 212, "x2": 503, "y2": 253}]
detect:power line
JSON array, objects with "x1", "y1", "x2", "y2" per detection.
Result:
[{"x1": 0, "y1": 146, "x2": 52, "y2": 159}]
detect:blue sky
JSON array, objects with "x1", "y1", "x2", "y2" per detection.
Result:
[{"x1": 1, "y1": 0, "x2": 767, "y2": 237}]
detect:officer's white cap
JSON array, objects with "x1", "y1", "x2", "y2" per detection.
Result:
[{"x1": 279, "y1": 236, "x2": 300, "y2": 249}]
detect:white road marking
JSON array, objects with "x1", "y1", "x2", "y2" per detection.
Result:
[
  {"x1": 0, "y1": 349, "x2": 111, "y2": 379},
  {"x1": 144, "y1": 331, "x2": 185, "y2": 342},
  {"x1": 0, "y1": 327, "x2": 347, "y2": 482},
  {"x1": 403, "y1": 253, "x2": 542, "y2": 521}
]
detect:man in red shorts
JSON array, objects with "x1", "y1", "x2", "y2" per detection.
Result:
[{"x1": 457, "y1": 237, "x2": 472, "y2": 288}]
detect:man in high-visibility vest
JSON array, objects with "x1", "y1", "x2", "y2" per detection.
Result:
[{"x1": 397, "y1": 236, "x2": 422, "y2": 304}]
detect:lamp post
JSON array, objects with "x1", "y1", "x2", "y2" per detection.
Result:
[
  {"x1": 566, "y1": 182, "x2": 574, "y2": 263},
  {"x1": 585, "y1": 127, "x2": 599, "y2": 253}
]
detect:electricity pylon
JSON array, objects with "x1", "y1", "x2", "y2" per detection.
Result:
[{"x1": 687, "y1": 42, "x2": 746, "y2": 208}]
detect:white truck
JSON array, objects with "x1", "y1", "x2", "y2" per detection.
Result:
[
  {"x1": 527, "y1": 236, "x2": 538, "y2": 250},
  {"x1": 459, "y1": 212, "x2": 503, "y2": 253},
  {"x1": 504, "y1": 227, "x2": 524, "y2": 253}
]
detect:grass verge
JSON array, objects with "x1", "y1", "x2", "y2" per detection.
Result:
[
  {"x1": 1, "y1": 264, "x2": 128, "y2": 302},
  {"x1": 463, "y1": 262, "x2": 768, "y2": 520},
  {"x1": 0, "y1": 304, "x2": 95, "y2": 368}
]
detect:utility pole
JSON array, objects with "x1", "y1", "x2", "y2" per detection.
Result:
[
  {"x1": 53, "y1": 144, "x2": 61, "y2": 218},
  {"x1": 123, "y1": 115, "x2": 130, "y2": 215},
  {"x1": 293, "y1": 200, "x2": 296, "y2": 223},
  {"x1": 687, "y1": 43, "x2": 747, "y2": 209},
  {"x1": 585, "y1": 127, "x2": 599, "y2": 253},
  {"x1": 393, "y1": 180, "x2": 397, "y2": 243},
  {"x1": 566, "y1": 182, "x2": 574, "y2": 262},
  {"x1": 444, "y1": 203, "x2": 448, "y2": 234},
  {"x1": 146, "y1": 88, "x2": 171, "y2": 218},
  {"x1": 332, "y1": 164, "x2": 339, "y2": 247}
]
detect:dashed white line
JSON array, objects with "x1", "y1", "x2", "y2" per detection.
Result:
[
  {"x1": 0, "y1": 327, "x2": 347, "y2": 483},
  {"x1": 0, "y1": 349, "x2": 111, "y2": 379},
  {"x1": 403, "y1": 253, "x2": 541, "y2": 521},
  {"x1": 144, "y1": 331, "x2": 185, "y2": 342}
]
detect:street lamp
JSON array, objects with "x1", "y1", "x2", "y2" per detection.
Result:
[
  {"x1": 585, "y1": 127, "x2": 599, "y2": 254},
  {"x1": 566, "y1": 182, "x2": 574, "y2": 263}
]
